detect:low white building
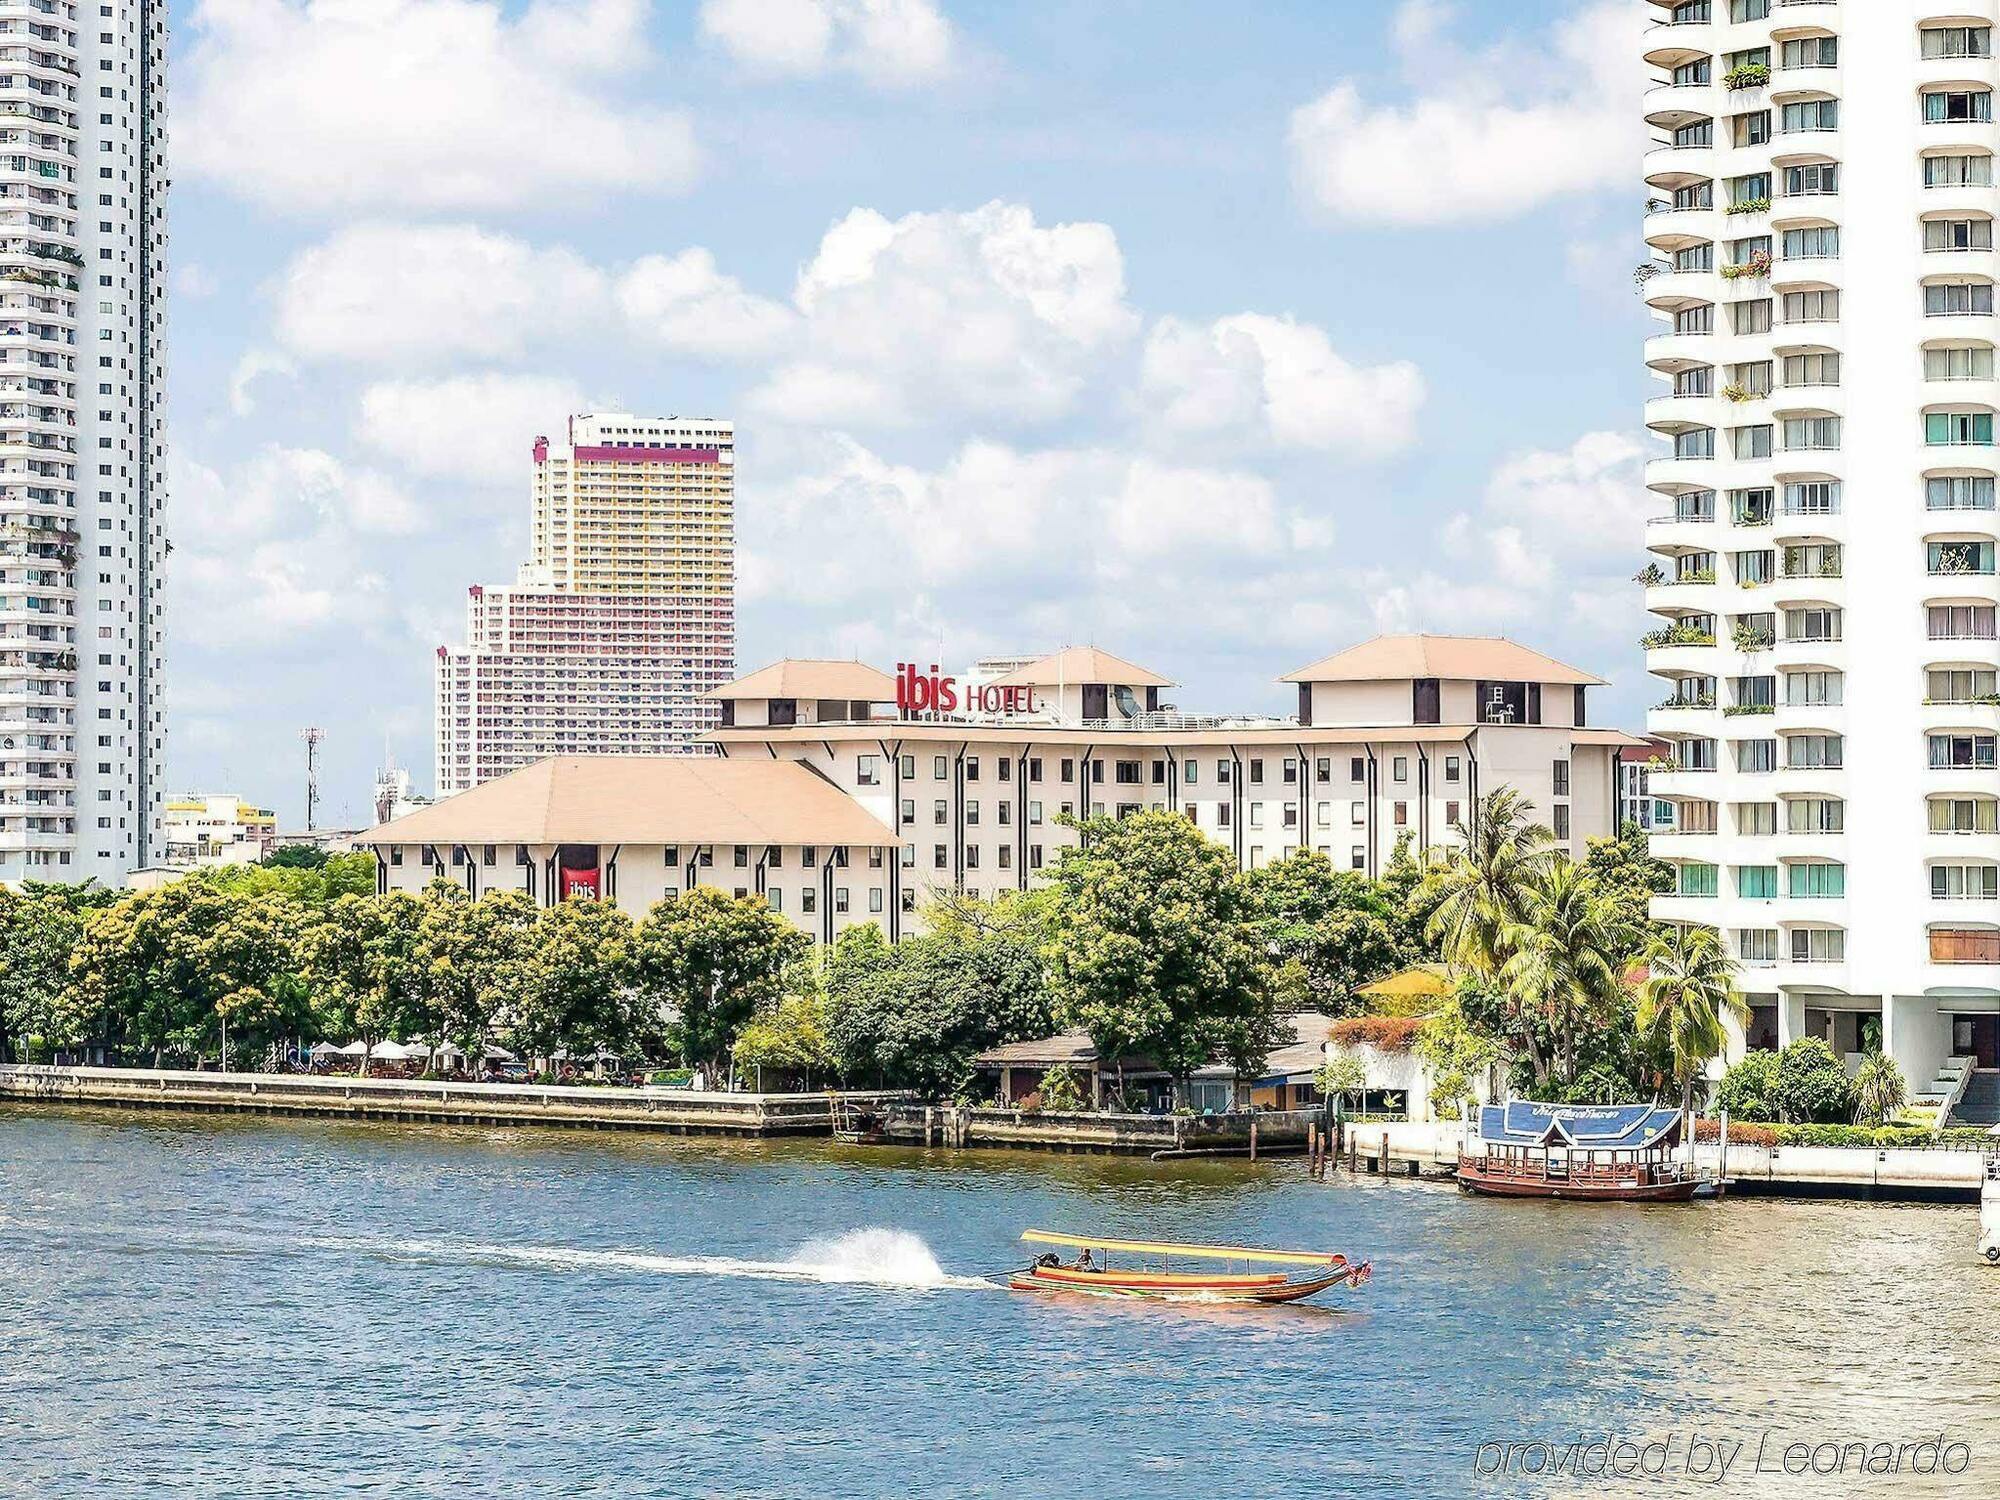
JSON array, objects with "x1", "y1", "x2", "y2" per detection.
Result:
[{"x1": 161, "y1": 795, "x2": 278, "y2": 870}]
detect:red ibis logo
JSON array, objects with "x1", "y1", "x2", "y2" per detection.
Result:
[{"x1": 896, "y1": 663, "x2": 1038, "y2": 717}]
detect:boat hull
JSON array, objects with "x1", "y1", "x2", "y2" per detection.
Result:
[
  {"x1": 1007, "y1": 1264, "x2": 1370, "y2": 1304},
  {"x1": 1456, "y1": 1164, "x2": 1700, "y2": 1203}
]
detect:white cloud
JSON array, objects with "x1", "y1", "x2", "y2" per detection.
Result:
[
  {"x1": 273, "y1": 224, "x2": 609, "y2": 364},
  {"x1": 699, "y1": 0, "x2": 952, "y2": 85},
  {"x1": 616, "y1": 249, "x2": 796, "y2": 358},
  {"x1": 227, "y1": 349, "x2": 297, "y2": 416},
  {"x1": 751, "y1": 201, "x2": 1138, "y2": 427},
  {"x1": 1480, "y1": 429, "x2": 1648, "y2": 557},
  {"x1": 180, "y1": 0, "x2": 698, "y2": 215},
  {"x1": 357, "y1": 374, "x2": 589, "y2": 485},
  {"x1": 1139, "y1": 313, "x2": 1425, "y2": 455},
  {"x1": 1288, "y1": 0, "x2": 1643, "y2": 226}
]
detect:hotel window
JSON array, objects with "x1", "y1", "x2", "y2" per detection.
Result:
[
  {"x1": 389, "y1": 847, "x2": 403, "y2": 866},
  {"x1": 1732, "y1": 300, "x2": 1772, "y2": 336},
  {"x1": 965, "y1": 757, "x2": 980, "y2": 782},
  {"x1": 1392, "y1": 757, "x2": 1408, "y2": 783},
  {"x1": 1091, "y1": 761, "x2": 1105, "y2": 784},
  {"x1": 1737, "y1": 865, "x2": 1777, "y2": 899},
  {"x1": 1445, "y1": 801, "x2": 1461, "y2": 827},
  {"x1": 1030, "y1": 846, "x2": 1044, "y2": 871},
  {"x1": 1789, "y1": 861, "x2": 1845, "y2": 899},
  {"x1": 964, "y1": 846, "x2": 981, "y2": 872},
  {"x1": 1217, "y1": 804, "x2": 1232, "y2": 828},
  {"x1": 1678, "y1": 863, "x2": 1719, "y2": 898},
  {"x1": 1737, "y1": 929, "x2": 1778, "y2": 964},
  {"x1": 734, "y1": 846, "x2": 749, "y2": 868},
  {"x1": 1781, "y1": 291, "x2": 1838, "y2": 326},
  {"x1": 770, "y1": 849, "x2": 785, "y2": 869},
  {"x1": 1250, "y1": 759, "x2": 1265, "y2": 784},
  {"x1": 1028, "y1": 757, "x2": 1043, "y2": 782},
  {"x1": 1927, "y1": 219, "x2": 1995, "y2": 254},
  {"x1": 1316, "y1": 802, "x2": 1331, "y2": 828},
  {"x1": 1218, "y1": 760, "x2": 1232, "y2": 784},
  {"x1": 934, "y1": 756, "x2": 948, "y2": 779},
  {"x1": 665, "y1": 848, "x2": 679, "y2": 867},
  {"x1": 1283, "y1": 760, "x2": 1299, "y2": 785},
  {"x1": 901, "y1": 798, "x2": 915, "y2": 825},
  {"x1": 1783, "y1": 670, "x2": 1841, "y2": 707},
  {"x1": 1783, "y1": 163, "x2": 1837, "y2": 197},
  {"x1": 1787, "y1": 734, "x2": 1844, "y2": 769},
  {"x1": 420, "y1": 846, "x2": 435, "y2": 867},
  {"x1": 1780, "y1": 99, "x2": 1838, "y2": 133},
  {"x1": 934, "y1": 844, "x2": 948, "y2": 869},
  {"x1": 1283, "y1": 804, "x2": 1298, "y2": 829},
  {"x1": 857, "y1": 754, "x2": 881, "y2": 786},
  {"x1": 1929, "y1": 668, "x2": 1997, "y2": 703},
  {"x1": 802, "y1": 847, "x2": 817, "y2": 867},
  {"x1": 1552, "y1": 804, "x2": 1570, "y2": 840},
  {"x1": 1930, "y1": 733, "x2": 1997, "y2": 768},
  {"x1": 1351, "y1": 801, "x2": 1366, "y2": 826},
  {"x1": 517, "y1": 846, "x2": 530, "y2": 866},
  {"x1": 734, "y1": 888, "x2": 749, "y2": 901},
  {"x1": 870, "y1": 888, "x2": 885, "y2": 913},
  {"x1": 1932, "y1": 797, "x2": 2000, "y2": 832},
  {"x1": 1061, "y1": 758, "x2": 1075, "y2": 782},
  {"x1": 1316, "y1": 758, "x2": 1331, "y2": 784},
  {"x1": 902, "y1": 844, "x2": 915, "y2": 867},
  {"x1": 1029, "y1": 801, "x2": 1043, "y2": 825},
  {"x1": 1350, "y1": 757, "x2": 1365, "y2": 781},
  {"x1": 1183, "y1": 759, "x2": 1198, "y2": 783},
  {"x1": 900, "y1": 754, "x2": 916, "y2": 778},
  {"x1": 1931, "y1": 540, "x2": 1996, "y2": 575},
  {"x1": 1151, "y1": 760, "x2": 1166, "y2": 785},
  {"x1": 1444, "y1": 755, "x2": 1460, "y2": 783},
  {"x1": 933, "y1": 799, "x2": 947, "y2": 825},
  {"x1": 1925, "y1": 25, "x2": 1993, "y2": 59},
  {"x1": 1552, "y1": 759, "x2": 1570, "y2": 797},
  {"x1": 1784, "y1": 607, "x2": 1840, "y2": 642},
  {"x1": 1926, "y1": 90, "x2": 1992, "y2": 124},
  {"x1": 1732, "y1": 112, "x2": 1769, "y2": 149},
  {"x1": 1781, "y1": 226, "x2": 1838, "y2": 261},
  {"x1": 1788, "y1": 798, "x2": 1843, "y2": 834},
  {"x1": 1249, "y1": 804, "x2": 1265, "y2": 829},
  {"x1": 697, "y1": 851, "x2": 713, "y2": 869},
  {"x1": 998, "y1": 802, "x2": 1012, "y2": 826},
  {"x1": 998, "y1": 846, "x2": 1012, "y2": 870},
  {"x1": 1060, "y1": 802, "x2": 1074, "y2": 818},
  {"x1": 1925, "y1": 282, "x2": 1994, "y2": 316},
  {"x1": 1930, "y1": 604, "x2": 1997, "y2": 639},
  {"x1": 1934, "y1": 864, "x2": 2000, "y2": 899},
  {"x1": 802, "y1": 888, "x2": 817, "y2": 915},
  {"x1": 451, "y1": 846, "x2": 467, "y2": 867},
  {"x1": 1781, "y1": 417, "x2": 1838, "y2": 451},
  {"x1": 902, "y1": 887, "x2": 919, "y2": 912},
  {"x1": 1927, "y1": 412, "x2": 1995, "y2": 446},
  {"x1": 1791, "y1": 928, "x2": 1844, "y2": 963},
  {"x1": 1347, "y1": 846, "x2": 1364, "y2": 871},
  {"x1": 999, "y1": 759, "x2": 1012, "y2": 783},
  {"x1": 965, "y1": 800, "x2": 980, "y2": 826},
  {"x1": 1393, "y1": 802, "x2": 1408, "y2": 827},
  {"x1": 1116, "y1": 761, "x2": 1141, "y2": 785},
  {"x1": 768, "y1": 889, "x2": 782, "y2": 913},
  {"x1": 1738, "y1": 739, "x2": 1777, "y2": 773},
  {"x1": 1781, "y1": 353, "x2": 1839, "y2": 389},
  {"x1": 831, "y1": 887, "x2": 849, "y2": 914}
]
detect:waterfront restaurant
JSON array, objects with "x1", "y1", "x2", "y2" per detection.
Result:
[{"x1": 368, "y1": 634, "x2": 1638, "y2": 946}]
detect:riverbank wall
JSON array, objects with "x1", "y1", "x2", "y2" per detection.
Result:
[
  {"x1": 1341, "y1": 1120, "x2": 1995, "y2": 1202},
  {"x1": 878, "y1": 1103, "x2": 1316, "y2": 1156},
  {"x1": 0, "y1": 1065, "x2": 909, "y2": 1136}
]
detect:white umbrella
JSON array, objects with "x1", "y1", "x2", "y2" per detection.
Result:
[
  {"x1": 370, "y1": 1040, "x2": 421, "y2": 1061},
  {"x1": 332, "y1": 1040, "x2": 369, "y2": 1057},
  {"x1": 307, "y1": 1041, "x2": 343, "y2": 1058},
  {"x1": 482, "y1": 1044, "x2": 517, "y2": 1062},
  {"x1": 431, "y1": 1041, "x2": 468, "y2": 1062}
]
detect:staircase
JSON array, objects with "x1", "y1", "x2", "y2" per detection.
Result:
[{"x1": 1950, "y1": 1069, "x2": 2000, "y2": 1127}]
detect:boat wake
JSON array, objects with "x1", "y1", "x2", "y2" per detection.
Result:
[{"x1": 366, "y1": 1226, "x2": 997, "y2": 1292}]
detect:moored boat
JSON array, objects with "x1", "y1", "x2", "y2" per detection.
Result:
[
  {"x1": 1007, "y1": 1230, "x2": 1372, "y2": 1304},
  {"x1": 1457, "y1": 1101, "x2": 1702, "y2": 1202}
]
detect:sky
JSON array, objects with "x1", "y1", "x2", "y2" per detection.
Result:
[{"x1": 166, "y1": 0, "x2": 1656, "y2": 827}]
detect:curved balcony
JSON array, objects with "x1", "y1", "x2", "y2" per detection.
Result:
[
  {"x1": 1645, "y1": 390, "x2": 1723, "y2": 430},
  {"x1": 1645, "y1": 80, "x2": 1718, "y2": 129},
  {"x1": 1644, "y1": 206, "x2": 1716, "y2": 253},
  {"x1": 1646, "y1": 512, "x2": 1720, "y2": 555},
  {"x1": 1645, "y1": 577, "x2": 1723, "y2": 616},
  {"x1": 1645, "y1": 142, "x2": 1717, "y2": 192},
  {"x1": 1643, "y1": 26, "x2": 1715, "y2": 73},
  {"x1": 1643, "y1": 265, "x2": 1720, "y2": 310}
]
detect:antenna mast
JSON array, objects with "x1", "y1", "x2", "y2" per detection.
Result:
[{"x1": 302, "y1": 726, "x2": 324, "y2": 831}]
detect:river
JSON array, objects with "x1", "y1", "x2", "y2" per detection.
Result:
[{"x1": 0, "y1": 1108, "x2": 1993, "y2": 1498}]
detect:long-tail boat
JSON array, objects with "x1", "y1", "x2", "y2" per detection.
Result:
[
  {"x1": 1008, "y1": 1230, "x2": 1372, "y2": 1304},
  {"x1": 1457, "y1": 1101, "x2": 1704, "y2": 1202}
]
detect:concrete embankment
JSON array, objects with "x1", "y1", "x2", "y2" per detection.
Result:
[
  {"x1": 879, "y1": 1102, "x2": 1316, "y2": 1156},
  {"x1": 0, "y1": 1065, "x2": 909, "y2": 1136},
  {"x1": 1339, "y1": 1120, "x2": 1994, "y2": 1202}
]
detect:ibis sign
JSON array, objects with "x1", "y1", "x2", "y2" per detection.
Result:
[{"x1": 896, "y1": 663, "x2": 1040, "y2": 717}]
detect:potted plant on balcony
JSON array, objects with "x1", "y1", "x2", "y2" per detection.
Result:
[
  {"x1": 1724, "y1": 196, "x2": 1771, "y2": 216},
  {"x1": 1731, "y1": 621, "x2": 1775, "y2": 652},
  {"x1": 1634, "y1": 562, "x2": 1666, "y2": 586},
  {"x1": 1721, "y1": 382, "x2": 1753, "y2": 403},
  {"x1": 1723, "y1": 61, "x2": 1771, "y2": 90}
]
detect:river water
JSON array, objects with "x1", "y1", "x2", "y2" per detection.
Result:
[{"x1": 0, "y1": 1109, "x2": 1993, "y2": 1499}]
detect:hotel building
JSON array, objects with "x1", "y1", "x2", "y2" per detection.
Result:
[
  {"x1": 1642, "y1": 3, "x2": 2000, "y2": 1089},
  {"x1": 434, "y1": 415, "x2": 735, "y2": 796},
  {"x1": 161, "y1": 793, "x2": 276, "y2": 870},
  {"x1": 0, "y1": 2, "x2": 169, "y2": 884},
  {"x1": 372, "y1": 635, "x2": 1637, "y2": 945}
]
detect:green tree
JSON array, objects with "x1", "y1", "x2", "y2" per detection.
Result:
[
  {"x1": 633, "y1": 888, "x2": 809, "y2": 1080},
  {"x1": 1716, "y1": 1048, "x2": 1780, "y2": 1121},
  {"x1": 209, "y1": 851, "x2": 376, "y2": 906},
  {"x1": 1581, "y1": 823, "x2": 1675, "y2": 937},
  {"x1": 411, "y1": 885, "x2": 538, "y2": 1065},
  {"x1": 1499, "y1": 860, "x2": 1627, "y2": 1086},
  {"x1": 506, "y1": 898, "x2": 640, "y2": 1065},
  {"x1": 1245, "y1": 848, "x2": 1403, "y2": 1015},
  {"x1": 1413, "y1": 995, "x2": 1508, "y2": 1121},
  {"x1": 61, "y1": 879, "x2": 255, "y2": 1064},
  {"x1": 1637, "y1": 924, "x2": 1748, "y2": 1137},
  {"x1": 300, "y1": 892, "x2": 425, "y2": 1072},
  {"x1": 733, "y1": 992, "x2": 835, "y2": 1084},
  {"x1": 262, "y1": 844, "x2": 329, "y2": 870},
  {"x1": 1047, "y1": 811, "x2": 1275, "y2": 1097},
  {"x1": 1422, "y1": 788, "x2": 1555, "y2": 981},
  {"x1": 1773, "y1": 1037, "x2": 1856, "y2": 1124},
  {"x1": 1381, "y1": 829, "x2": 1441, "y2": 960},
  {"x1": 0, "y1": 882, "x2": 115, "y2": 1061},
  {"x1": 197, "y1": 893, "x2": 311, "y2": 1066},
  {"x1": 1852, "y1": 1051, "x2": 1908, "y2": 1127}
]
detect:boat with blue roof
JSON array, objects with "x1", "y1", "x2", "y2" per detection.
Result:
[{"x1": 1457, "y1": 1101, "x2": 1703, "y2": 1202}]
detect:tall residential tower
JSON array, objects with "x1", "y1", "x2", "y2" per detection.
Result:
[
  {"x1": 435, "y1": 414, "x2": 735, "y2": 795},
  {"x1": 0, "y1": 1, "x2": 169, "y2": 883},
  {"x1": 1643, "y1": 2, "x2": 2000, "y2": 1090}
]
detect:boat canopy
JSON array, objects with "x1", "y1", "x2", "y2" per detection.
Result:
[
  {"x1": 1020, "y1": 1230, "x2": 1342, "y2": 1267},
  {"x1": 1476, "y1": 1101, "x2": 1683, "y2": 1152}
]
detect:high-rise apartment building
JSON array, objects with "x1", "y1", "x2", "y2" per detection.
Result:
[
  {"x1": 0, "y1": 2, "x2": 168, "y2": 884},
  {"x1": 435, "y1": 414, "x2": 734, "y2": 796},
  {"x1": 1643, "y1": 3, "x2": 2000, "y2": 1093}
]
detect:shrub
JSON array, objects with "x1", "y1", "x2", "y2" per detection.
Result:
[
  {"x1": 1774, "y1": 1123, "x2": 1932, "y2": 1150},
  {"x1": 1852, "y1": 1052, "x2": 1908, "y2": 1126},
  {"x1": 1716, "y1": 1049, "x2": 1779, "y2": 1120},
  {"x1": 1694, "y1": 1117, "x2": 1777, "y2": 1147},
  {"x1": 1329, "y1": 1016, "x2": 1421, "y2": 1053},
  {"x1": 1038, "y1": 1062, "x2": 1085, "y2": 1113},
  {"x1": 1774, "y1": 1038, "x2": 1856, "y2": 1123}
]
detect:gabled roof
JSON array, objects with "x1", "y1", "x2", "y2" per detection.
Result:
[
  {"x1": 356, "y1": 757, "x2": 896, "y2": 847},
  {"x1": 709, "y1": 659, "x2": 898, "y2": 702},
  {"x1": 1476, "y1": 1101, "x2": 1683, "y2": 1152},
  {"x1": 989, "y1": 646, "x2": 1175, "y2": 690},
  {"x1": 1282, "y1": 635, "x2": 1605, "y2": 687}
]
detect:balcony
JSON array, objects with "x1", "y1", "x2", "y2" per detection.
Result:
[{"x1": 1930, "y1": 927, "x2": 2000, "y2": 964}]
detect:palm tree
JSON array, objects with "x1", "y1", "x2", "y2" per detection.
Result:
[
  {"x1": 1423, "y1": 788, "x2": 1556, "y2": 981},
  {"x1": 1637, "y1": 924, "x2": 1747, "y2": 1142},
  {"x1": 1853, "y1": 1051, "x2": 1907, "y2": 1127},
  {"x1": 1497, "y1": 860, "x2": 1625, "y2": 1088}
]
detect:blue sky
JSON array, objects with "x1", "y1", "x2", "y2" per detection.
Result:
[{"x1": 168, "y1": 0, "x2": 1651, "y2": 826}]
